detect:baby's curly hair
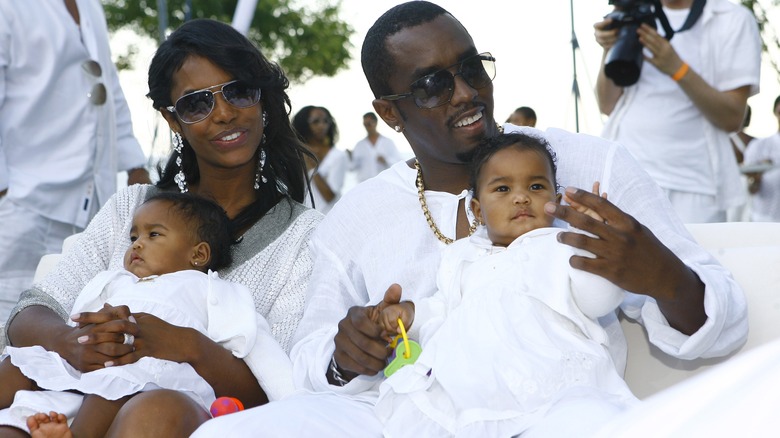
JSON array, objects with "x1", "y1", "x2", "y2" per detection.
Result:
[{"x1": 470, "y1": 132, "x2": 559, "y2": 199}]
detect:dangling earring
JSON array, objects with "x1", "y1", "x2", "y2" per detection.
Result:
[
  {"x1": 255, "y1": 112, "x2": 269, "y2": 190},
  {"x1": 173, "y1": 132, "x2": 188, "y2": 193},
  {"x1": 255, "y1": 148, "x2": 267, "y2": 190}
]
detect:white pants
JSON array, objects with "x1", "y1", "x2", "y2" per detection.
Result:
[
  {"x1": 662, "y1": 189, "x2": 727, "y2": 224},
  {"x1": 0, "y1": 198, "x2": 82, "y2": 324},
  {"x1": 191, "y1": 391, "x2": 382, "y2": 438}
]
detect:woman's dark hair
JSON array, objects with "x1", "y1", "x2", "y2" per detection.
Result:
[
  {"x1": 148, "y1": 19, "x2": 313, "y2": 231},
  {"x1": 469, "y1": 132, "x2": 558, "y2": 198},
  {"x1": 361, "y1": 1, "x2": 452, "y2": 98},
  {"x1": 144, "y1": 192, "x2": 233, "y2": 271},
  {"x1": 292, "y1": 105, "x2": 339, "y2": 148}
]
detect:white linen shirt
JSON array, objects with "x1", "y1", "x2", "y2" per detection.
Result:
[
  {"x1": 351, "y1": 134, "x2": 403, "y2": 182},
  {"x1": 0, "y1": 0, "x2": 146, "y2": 227},
  {"x1": 291, "y1": 125, "x2": 748, "y2": 404}
]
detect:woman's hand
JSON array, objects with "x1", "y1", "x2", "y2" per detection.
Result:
[
  {"x1": 65, "y1": 304, "x2": 139, "y2": 372},
  {"x1": 100, "y1": 312, "x2": 196, "y2": 367}
]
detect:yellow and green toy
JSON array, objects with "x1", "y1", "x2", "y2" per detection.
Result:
[{"x1": 384, "y1": 318, "x2": 422, "y2": 377}]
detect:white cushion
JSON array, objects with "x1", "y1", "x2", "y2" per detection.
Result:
[
  {"x1": 622, "y1": 222, "x2": 780, "y2": 398},
  {"x1": 32, "y1": 233, "x2": 81, "y2": 283}
]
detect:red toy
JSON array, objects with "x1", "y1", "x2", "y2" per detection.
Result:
[{"x1": 210, "y1": 396, "x2": 245, "y2": 417}]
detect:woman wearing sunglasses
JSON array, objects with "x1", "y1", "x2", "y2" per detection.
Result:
[
  {"x1": 292, "y1": 106, "x2": 349, "y2": 214},
  {"x1": 1, "y1": 18, "x2": 321, "y2": 437}
]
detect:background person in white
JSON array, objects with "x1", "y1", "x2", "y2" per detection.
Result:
[
  {"x1": 595, "y1": 0, "x2": 761, "y2": 223},
  {"x1": 351, "y1": 112, "x2": 403, "y2": 182},
  {"x1": 744, "y1": 94, "x2": 780, "y2": 222},
  {"x1": 294, "y1": 106, "x2": 349, "y2": 214},
  {"x1": 0, "y1": 0, "x2": 149, "y2": 323}
]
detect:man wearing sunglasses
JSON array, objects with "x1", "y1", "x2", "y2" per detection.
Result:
[
  {"x1": 193, "y1": 1, "x2": 746, "y2": 436},
  {"x1": 0, "y1": 0, "x2": 149, "y2": 325}
]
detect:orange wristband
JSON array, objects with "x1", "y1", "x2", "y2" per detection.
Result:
[{"x1": 672, "y1": 62, "x2": 689, "y2": 82}]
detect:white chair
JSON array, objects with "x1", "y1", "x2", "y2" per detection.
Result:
[
  {"x1": 32, "y1": 233, "x2": 82, "y2": 283},
  {"x1": 622, "y1": 222, "x2": 780, "y2": 398}
]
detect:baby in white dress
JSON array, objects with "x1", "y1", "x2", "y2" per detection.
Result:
[
  {"x1": 376, "y1": 132, "x2": 638, "y2": 437},
  {"x1": 0, "y1": 192, "x2": 256, "y2": 437}
]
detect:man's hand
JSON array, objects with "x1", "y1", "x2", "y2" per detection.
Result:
[
  {"x1": 637, "y1": 23, "x2": 682, "y2": 77},
  {"x1": 331, "y1": 284, "x2": 403, "y2": 380},
  {"x1": 594, "y1": 17, "x2": 619, "y2": 51},
  {"x1": 546, "y1": 186, "x2": 706, "y2": 334}
]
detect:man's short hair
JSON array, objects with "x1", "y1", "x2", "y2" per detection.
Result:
[{"x1": 361, "y1": 1, "x2": 450, "y2": 98}]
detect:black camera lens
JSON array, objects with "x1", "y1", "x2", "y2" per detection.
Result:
[
  {"x1": 603, "y1": 0, "x2": 657, "y2": 86},
  {"x1": 605, "y1": 24, "x2": 645, "y2": 86}
]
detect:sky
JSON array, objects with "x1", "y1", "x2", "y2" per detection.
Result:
[{"x1": 113, "y1": 0, "x2": 780, "y2": 163}]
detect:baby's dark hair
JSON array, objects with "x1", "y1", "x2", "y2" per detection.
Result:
[
  {"x1": 470, "y1": 132, "x2": 558, "y2": 198},
  {"x1": 144, "y1": 192, "x2": 233, "y2": 271}
]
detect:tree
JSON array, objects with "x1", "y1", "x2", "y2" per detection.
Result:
[
  {"x1": 741, "y1": 0, "x2": 780, "y2": 82},
  {"x1": 102, "y1": 0, "x2": 354, "y2": 83}
]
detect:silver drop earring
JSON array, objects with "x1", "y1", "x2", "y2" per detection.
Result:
[
  {"x1": 254, "y1": 111, "x2": 269, "y2": 190},
  {"x1": 173, "y1": 132, "x2": 188, "y2": 193},
  {"x1": 255, "y1": 148, "x2": 267, "y2": 190}
]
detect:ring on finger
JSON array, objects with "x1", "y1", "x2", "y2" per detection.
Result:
[{"x1": 123, "y1": 333, "x2": 135, "y2": 346}]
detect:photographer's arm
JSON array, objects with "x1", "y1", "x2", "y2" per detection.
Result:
[
  {"x1": 637, "y1": 24, "x2": 749, "y2": 132},
  {"x1": 594, "y1": 18, "x2": 624, "y2": 115}
]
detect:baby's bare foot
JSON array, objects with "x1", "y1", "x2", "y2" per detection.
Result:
[{"x1": 27, "y1": 411, "x2": 72, "y2": 438}]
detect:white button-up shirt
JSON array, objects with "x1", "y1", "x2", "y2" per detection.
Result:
[{"x1": 0, "y1": 0, "x2": 146, "y2": 227}]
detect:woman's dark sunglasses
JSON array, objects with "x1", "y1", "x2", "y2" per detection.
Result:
[
  {"x1": 166, "y1": 80, "x2": 261, "y2": 124},
  {"x1": 380, "y1": 52, "x2": 496, "y2": 109}
]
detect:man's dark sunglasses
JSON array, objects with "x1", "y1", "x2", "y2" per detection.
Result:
[{"x1": 380, "y1": 52, "x2": 496, "y2": 109}]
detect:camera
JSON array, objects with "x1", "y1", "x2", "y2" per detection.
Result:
[{"x1": 603, "y1": 0, "x2": 657, "y2": 86}]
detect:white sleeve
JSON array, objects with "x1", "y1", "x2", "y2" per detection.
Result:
[
  {"x1": 289, "y1": 238, "x2": 381, "y2": 396},
  {"x1": 93, "y1": 4, "x2": 146, "y2": 172},
  {"x1": 569, "y1": 248, "x2": 625, "y2": 319},
  {"x1": 243, "y1": 313, "x2": 296, "y2": 401},
  {"x1": 533, "y1": 127, "x2": 748, "y2": 361},
  {"x1": 601, "y1": 143, "x2": 748, "y2": 359},
  {"x1": 206, "y1": 274, "x2": 257, "y2": 358}
]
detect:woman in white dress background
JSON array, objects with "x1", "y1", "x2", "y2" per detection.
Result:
[{"x1": 292, "y1": 106, "x2": 349, "y2": 214}]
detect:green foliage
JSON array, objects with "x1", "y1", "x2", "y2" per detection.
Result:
[
  {"x1": 741, "y1": 0, "x2": 780, "y2": 82},
  {"x1": 102, "y1": 0, "x2": 353, "y2": 83}
]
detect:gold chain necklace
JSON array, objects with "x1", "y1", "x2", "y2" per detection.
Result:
[{"x1": 415, "y1": 160, "x2": 478, "y2": 245}]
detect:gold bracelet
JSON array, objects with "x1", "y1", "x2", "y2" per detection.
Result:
[{"x1": 672, "y1": 62, "x2": 689, "y2": 82}]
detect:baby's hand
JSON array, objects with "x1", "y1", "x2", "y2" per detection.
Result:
[
  {"x1": 379, "y1": 302, "x2": 415, "y2": 343},
  {"x1": 568, "y1": 181, "x2": 608, "y2": 223}
]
